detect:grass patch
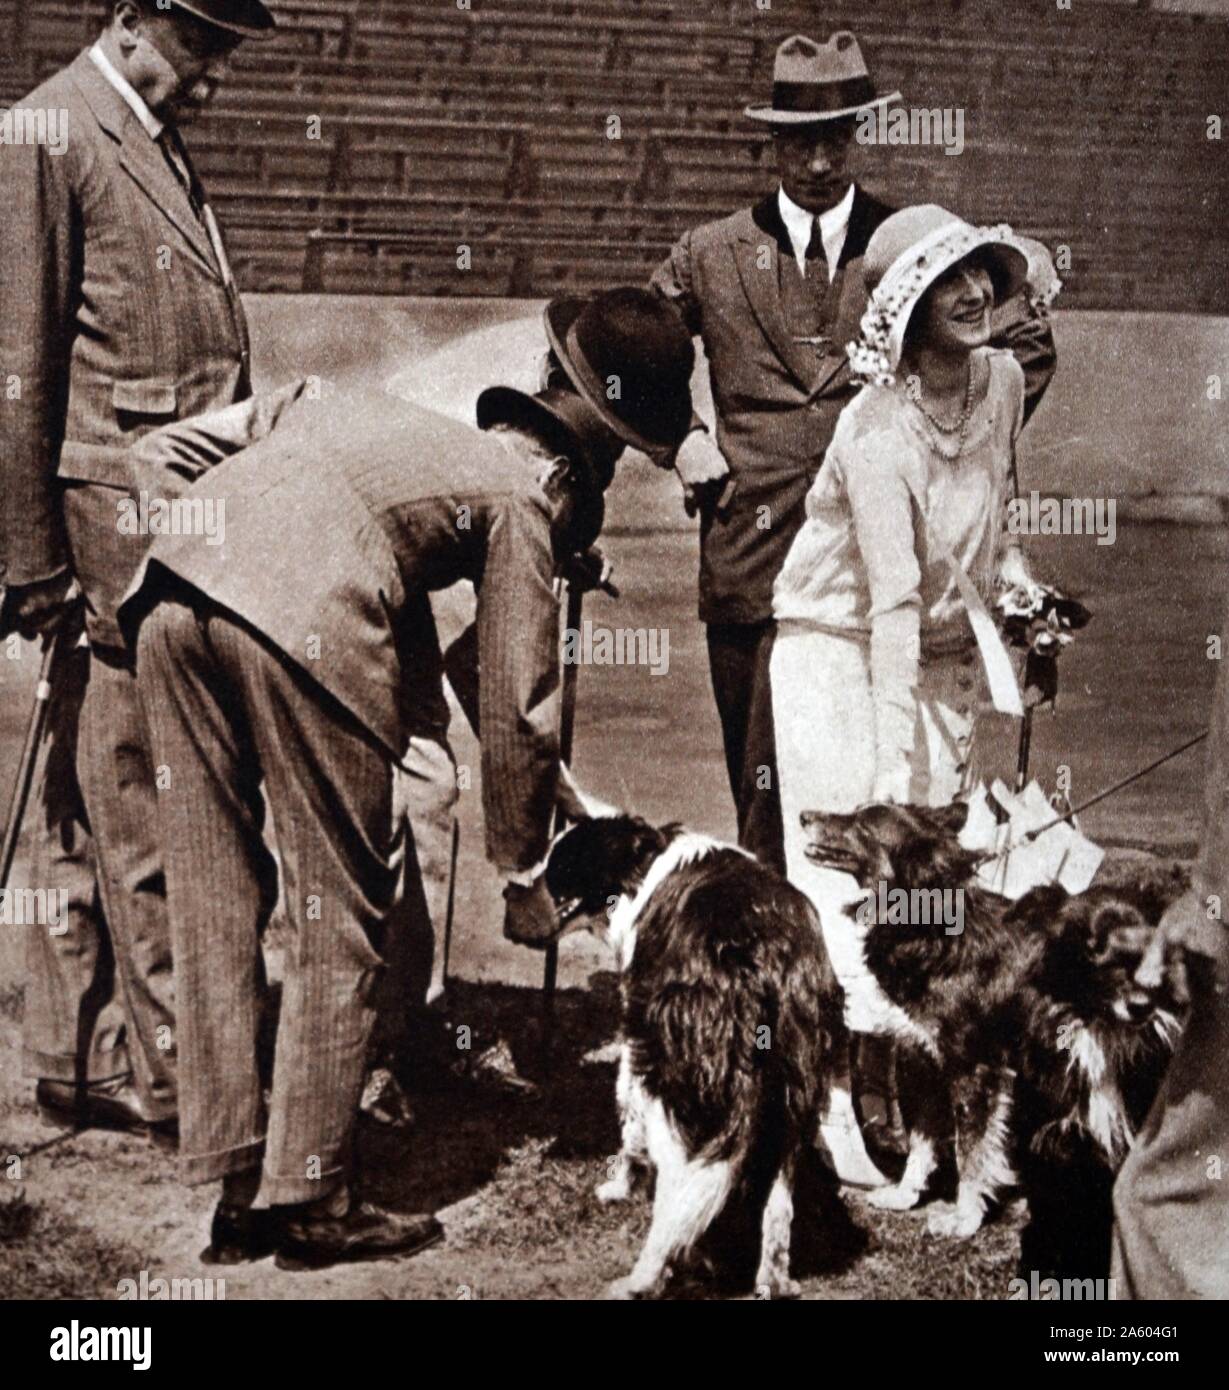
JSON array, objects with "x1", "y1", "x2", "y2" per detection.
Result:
[{"x1": 0, "y1": 1184, "x2": 148, "y2": 1300}]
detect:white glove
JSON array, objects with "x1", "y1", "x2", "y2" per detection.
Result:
[
  {"x1": 997, "y1": 546, "x2": 1038, "y2": 596},
  {"x1": 673, "y1": 428, "x2": 731, "y2": 517}
]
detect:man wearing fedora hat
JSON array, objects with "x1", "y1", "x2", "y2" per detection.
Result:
[
  {"x1": 0, "y1": 1, "x2": 274, "y2": 1136},
  {"x1": 651, "y1": 31, "x2": 1057, "y2": 876},
  {"x1": 117, "y1": 288, "x2": 694, "y2": 1267}
]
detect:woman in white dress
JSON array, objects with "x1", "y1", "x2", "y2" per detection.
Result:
[{"x1": 772, "y1": 205, "x2": 1055, "y2": 1176}]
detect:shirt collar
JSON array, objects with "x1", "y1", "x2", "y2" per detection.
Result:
[
  {"x1": 777, "y1": 183, "x2": 856, "y2": 273},
  {"x1": 89, "y1": 42, "x2": 165, "y2": 140}
]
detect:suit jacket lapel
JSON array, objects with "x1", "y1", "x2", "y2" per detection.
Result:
[
  {"x1": 731, "y1": 198, "x2": 822, "y2": 389},
  {"x1": 70, "y1": 52, "x2": 222, "y2": 281}
]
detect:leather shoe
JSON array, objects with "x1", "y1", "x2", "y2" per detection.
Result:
[
  {"x1": 36, "y1": 1078, "x2": 176, "y2": 1145},
  {"x1": 202, "y1": 1203, "x2": 283, "y2": 1266},
  {"x1": 276, "y1": 1200, "x2": 443, "y2": 1271}
]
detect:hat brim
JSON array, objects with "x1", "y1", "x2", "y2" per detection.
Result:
[
  {"x1": 744, "y1": 90, "x2": 902, "y2": 125},
  {"x1": 891, "y1": 237, "x2": 1030, "y2": 367},
  {"x1": 169, "y1": 1, "x2": 278, "y2": 38},
  {"x1": 543, "y1": 298, "x2": 682, "y2": 456},
  {"x1": 476, "y1": 385, "x2": 588, "y2": 462}
]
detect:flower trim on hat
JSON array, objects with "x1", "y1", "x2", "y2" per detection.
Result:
[
  {"x1": 846, "y1": 224, "x2": 1061, "y2": 388},
  {"x1": 1018, "y1": 238, "x2": 1064, "y2": 315}
]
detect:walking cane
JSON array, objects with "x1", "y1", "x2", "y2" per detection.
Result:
[
  {"x1": 0, "y1": 629, "x2": 65, "y2": 893},
  {"x1": 540, "y1": 579, "x2": 584, "y2": 1064},
  {"x1": 1014, "y1": 706, "x2": 1034, "y2": 796},
  {"x1": 439, "y1": 816, "x2": 460, "y2": 996}
]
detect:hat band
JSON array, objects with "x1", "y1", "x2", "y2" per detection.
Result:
[{"x1": 770, "y1": 76, "x2": 876, "y2": 115}]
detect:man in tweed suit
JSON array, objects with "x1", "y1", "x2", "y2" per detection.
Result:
[
  {"x1": 0, "y1": 0, "x2": 274, "y2": 1132},
  {"x1": 120, "y1": 290, "x2": 695, "y2": 1269},
  {"x1": 1111, "y1": 591, "x2": 1229, "y2": 1298},
  {"x1": 651, "y1": 32, "x2": 1057, "y2": 874}
]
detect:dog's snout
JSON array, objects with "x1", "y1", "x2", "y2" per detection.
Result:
[{"x1": 1124, "y1": 993, "x2": 1154, "y2": 1023}]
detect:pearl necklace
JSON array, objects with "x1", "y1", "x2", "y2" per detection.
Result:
[{"x1": 911, "y1": 359, "x2": 979, "y2": 461}]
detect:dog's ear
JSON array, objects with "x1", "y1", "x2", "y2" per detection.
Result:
[
  {"x1": 1014, "y1": 884, "x2": 1074, "y2": 939},
  {"x1": 930, "y1": 800, "x2": 970, "y2": 836},
  {"x1": 557, "y1": 763, "x2": 619, "y2": 823}
]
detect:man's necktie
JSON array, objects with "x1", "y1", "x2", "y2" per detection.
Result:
[
  {"x1": 804, "y1": 216, "x2": 829, "y2": 285},
  {"x1": 158, "y1": 126, "x2": 202, "y2": 212},
  {"x1": 158, "y1": 126, "x2": 234, "y2": 287}
]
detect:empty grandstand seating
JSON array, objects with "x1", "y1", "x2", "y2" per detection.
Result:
[{"x1": 1, "y1": 0, "x2": 1225, "y2": 308}]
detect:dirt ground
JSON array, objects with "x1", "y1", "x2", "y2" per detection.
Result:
[{"x1": 0, "y1": 522, "x2": 1223, "y2": 1300}]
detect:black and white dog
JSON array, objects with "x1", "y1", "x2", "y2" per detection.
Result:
[
  {"x1": 801, "y1": 801, "x2": 1184, "y2": 1263},
  {"x1": 540, "y1": 814, "x2": 862, "y2": 1299}
]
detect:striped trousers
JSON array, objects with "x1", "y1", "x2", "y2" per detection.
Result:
[
  {"x1": 24, "y1": 632, "x2": 176, "y2": 1118},
  {"x1": 137, "y1": 589, "x2": 410, "y2": 1206}
]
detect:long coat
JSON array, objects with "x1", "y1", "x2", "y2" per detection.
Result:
[
  {"x1": 120, "y1": 387, "x2": 565, "y2": 872},
  {"x1": 651, "y1": 187, "x2": 1058, "y2": 626},
  {"x1": 0, "y1": 50, "x2": 251, "y2": 646}
]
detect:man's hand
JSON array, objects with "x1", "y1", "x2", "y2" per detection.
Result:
[
  {"x1": 0, "y1": 571, "x2": 81, "y2": 640},
  {"x1": 673, "y1": 428, "x2": 732, "y2": 518},
  {"x1": 1135, "y1": 888, "x2": 1198, "y2": 1005},
  {"x1": 502, "y1": 876, "x2": 565, "y2": 950},
  {"x1": 560, "y1": 546, "x2": 618, "y2": 598},
  {"x1": 1134, "y1": 885, "x2": 1229, "y2": 1002}
]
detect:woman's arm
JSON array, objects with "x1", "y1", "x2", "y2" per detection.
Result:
[
  {"x1": 997, "y1": 357, "x2": 1033, "y2": 591},
  {"x1": 843, "y1": 432, "x2": 924, "y2": 804}
]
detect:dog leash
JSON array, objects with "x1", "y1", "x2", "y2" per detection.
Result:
[{"x1": 975, "y1": 729, "x2": 1209, "y2": 866}]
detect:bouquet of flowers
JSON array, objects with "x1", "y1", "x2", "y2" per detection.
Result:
[{"x1": 995, "y1": 577, "x2": 1092, "y2": 657}]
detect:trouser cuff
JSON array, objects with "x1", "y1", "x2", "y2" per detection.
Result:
[
  {"x1": 258, "y1": 1163, "x2": 347, "y2": 1209},
  {"x1": 178, "y1": 1137, "x2": 266, "y2": 1188},
  {"x1": 24, "y1": 1047, "x2": 131, "y2": 1087}
]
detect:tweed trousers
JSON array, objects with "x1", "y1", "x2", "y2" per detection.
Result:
[
  {"x1": 74, "y1": 644, "x2": 178, "y2": 1119},
  {"x1": 22, "y1": 635, "x2": 130, "y2": 1086},
  {"x1": 705, "y1": 620, "x2": 786, "y2": 874},
  {"x1": 138, "y1": 591, "x2": 408, "y2": 1205},
  {"x1": 23, "y1": 630, "x2": 175, "y2": 1115}
]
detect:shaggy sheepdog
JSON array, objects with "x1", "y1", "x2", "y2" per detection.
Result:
[
  {"x1": 800, "y1": 801, "x2": 1184, "y2": 1274},
  {"x1": 540, "y1": 814, "x2": 853, "y2": 1299}
]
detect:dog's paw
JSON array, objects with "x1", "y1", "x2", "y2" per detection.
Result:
[
  {"x1": 867, "y1": 1182, "x2": 923, "y2": 1212},
  {"x1": 605, "y1": 1276, "x2": 655, "y2": 1300},
  {"x1": 926, "y1": 1202, "x2": 984, "y2": 1240},
  {"x1": 596, "y1": 1176, "x2": 632, "y2": 1204},
  {"x1": 755, "y1": 1276, "x2": 802, "y2": 1301}
]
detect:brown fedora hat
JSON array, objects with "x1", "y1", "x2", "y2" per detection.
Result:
[
  {"x1": 542, "y1": 288, "x2": 695, "y2": 456},
  {"x1": 163, "y1": 1, "x2": 277, "y2": 39},
  {"x1": 745, "y1": 32, "x2": 900, "y2": 126}
]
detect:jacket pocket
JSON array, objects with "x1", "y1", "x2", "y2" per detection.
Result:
[
  {"x1": 57, "y1": 441, "x2": 132, "y2": 488},
  {"x1": 112, "y1": 378, "x2": 178, "y2": 417}
]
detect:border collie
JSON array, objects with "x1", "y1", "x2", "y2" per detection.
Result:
[
  {"x1": 541, "y1": 814, "x2": 856, "y2": 1299},
  {"x1": 800, "y1": 802, "x2": 1183, "y2": 1257}
]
